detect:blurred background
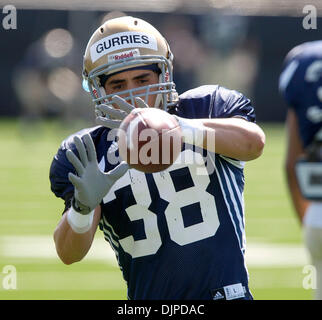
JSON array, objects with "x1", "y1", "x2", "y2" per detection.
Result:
[{"x1": 0, "y1": 0, "x2": 322, "y2": 300}]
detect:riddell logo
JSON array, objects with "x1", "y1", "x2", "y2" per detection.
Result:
[
  {"x1": 108, "y1": 49, "x2": 140, "y2": 63},
  {"x1": 115, "y1": 51, "x2": 134, "y2": 60}
]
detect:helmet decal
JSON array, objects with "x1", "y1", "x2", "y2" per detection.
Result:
[
  {"x1": 90, "y1": 31, "x2": 158, "y2": 63},
  {"x1": 107, "y1": 48, "x2": 140, "y2": 63}
]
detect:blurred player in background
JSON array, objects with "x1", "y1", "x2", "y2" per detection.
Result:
[
  {"x1": 50, "y1": 16, "x2": 265, "y2": 299},
  {"x1": 279, "y1": 41, "x2": 322, "y2": 299}
]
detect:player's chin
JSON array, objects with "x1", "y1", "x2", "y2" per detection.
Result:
[{"x1": 143, "y1": 93, "x2": 158, "y2": 108}]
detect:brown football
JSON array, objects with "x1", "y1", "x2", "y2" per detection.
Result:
[{"x1": 117, "y1": 108, "x2": 183, "y2": 173}]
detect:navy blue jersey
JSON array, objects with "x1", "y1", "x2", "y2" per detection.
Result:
[
  {"x1": 50, "y1": 85, "x2": 255, "y2": 300},
  {"x1": 279, "y1": 41, "x2": 322, "y2": 148}
]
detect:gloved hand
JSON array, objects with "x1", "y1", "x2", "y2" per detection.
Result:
[
  {"x1": 95, "y1": 95, "x2": 148, "y2": 129},
  {"x1": 66, "y1": 133, "x2": 129, "y2": 215}
]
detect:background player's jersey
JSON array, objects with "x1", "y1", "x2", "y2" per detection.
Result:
[
  {"x1": 279, "y1": 41, "x2": 322, "y2": 148},
  {"x1": 50, "y1": 85, "x2": 255, "y2": 300}
]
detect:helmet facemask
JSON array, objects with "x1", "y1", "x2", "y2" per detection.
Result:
[{"x1": 83, "y1": 55, "x2": 178, "y2": 113}]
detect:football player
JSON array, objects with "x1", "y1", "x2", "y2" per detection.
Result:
[
  {"x1": 50, "y1": 16, "x2": 265, "y2": 300},
  {"x1": 279, "y1": 41, "x2": 322, "y2": 299}
]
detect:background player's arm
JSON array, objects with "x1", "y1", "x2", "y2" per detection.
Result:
[
  {"x1": 53, "y1": 206, "x2": 101, "y2": 265},
  {"x1": 285, "y1": 109, "x2": 310, "y2": 223}
]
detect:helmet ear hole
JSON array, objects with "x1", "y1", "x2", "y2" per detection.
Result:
[
  {"x1": 134, "y1": 20, "x2": 138, "y2": 26},
  {"x1": 100, "y1": 27, "x2": 104, "y2": 33}
]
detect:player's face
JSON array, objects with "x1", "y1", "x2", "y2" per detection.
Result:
[{"x1": 104, "y1": 69, "x2": 159, "y2": 108}]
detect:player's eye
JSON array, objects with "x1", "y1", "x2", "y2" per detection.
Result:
[
  {"x1": 112, "y1": 84, "x2": 123, "y2": 91},
  {"x1": 138, "y1": 79, "x2": 148, "y2": 85}
]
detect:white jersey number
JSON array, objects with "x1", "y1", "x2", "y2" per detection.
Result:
[
  {"x1": 106, "y1": 150, "x2": 220, "y2": 258},
  {"x1": 153, "y1": 163, "x2": 219, "y2": 246}
]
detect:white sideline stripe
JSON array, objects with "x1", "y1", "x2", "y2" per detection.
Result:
[
  {"x1": 0, "y1": 235, "x2": 310, "y2": 267},
  {"x1": 246, "y1": 242, "x2": 310, "y2": 267},
  {"x1": 0, "y1": 235, "x2": 118, "y2": 265}
]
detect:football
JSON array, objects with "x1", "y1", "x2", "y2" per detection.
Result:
[{"x1": 117, "y1": 108, "x2": 183, "y2": 173}]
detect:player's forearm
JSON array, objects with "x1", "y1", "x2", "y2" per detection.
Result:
[
  {"x1": 285, "y1": 161, "x2": 310, "y2": 223},
  {"x1": 284, "y1": 109, "x2": 309, "y2": 223},
  {"x1": 200, "y1": 118, "x2": 265, "y2": 161},
  {"x1": 53, "y1": 208, "x2": 100, "y2": 265}
]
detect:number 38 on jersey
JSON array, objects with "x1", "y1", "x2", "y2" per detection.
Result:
[{"x1": 102, "y1": 149, "x2": 220, "y2": 258}]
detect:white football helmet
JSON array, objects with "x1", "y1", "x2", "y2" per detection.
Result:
[{"x1": 82, "y1": 16, "x2": 178, "y2": 111}]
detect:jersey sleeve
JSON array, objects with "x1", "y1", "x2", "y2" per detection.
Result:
[
  {"x1": 279, "y1": 57, "x2": 302, "y2": 108},
  {"x1": 278, "y1": 42, "x2": 315, "y2": 109},
  {"x1": 178, "y1": 85, "x2": 255, "y2": 167},
  {"x1": 49, "y1": 140, "x2": 77, "y2": 214},
  {"x1": 210, "y1": 86, "x2": 256, "y2": 122},
  {"x1": 177, "y1": 85, "x2": 256, "y2": 122}
]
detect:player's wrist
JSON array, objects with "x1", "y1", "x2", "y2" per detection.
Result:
[
  {"x1": 67, "y1": 206, "x2": 95, "y2": 234},
  {"x1": 175, "y1": 116, "x2": 205, "y2": 146},
  {"x1": 71, "y1": 197, "x2": 91, "y2": 215}
]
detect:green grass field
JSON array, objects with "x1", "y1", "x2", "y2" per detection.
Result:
[{"x1": 0, "y1": 119, "x2": 314, "y2": 300}]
